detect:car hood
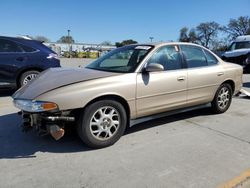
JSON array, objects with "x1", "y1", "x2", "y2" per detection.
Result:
[
  {"x1": 223, "y1": 48, "x2": 250, "y2": 58},
  {"x1": 13, "y1": 67, "x2": 121, "y2": 100}
]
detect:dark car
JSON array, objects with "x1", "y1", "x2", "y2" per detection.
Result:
[
  {"x1": 221, "y1": 35, "x2": 250, "y2": 72},
  {"x1": 0, "y1": 36, "x2": 60, "y2": 89}
]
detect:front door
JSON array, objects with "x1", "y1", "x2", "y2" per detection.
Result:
[{"x1": 136, "y1": 45, "x2": 187, "y2": 118}]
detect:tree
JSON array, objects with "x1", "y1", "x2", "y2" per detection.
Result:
[
  {"x1": 100, "y1": 41, "x2": 112, "y2": 46},
  {"x1": 179, "y1": 27, "x2": 189, "y2": 42},
  {"x1": 33, "y1": 35, "x2": 50, "y2": 42},
  {"x1": 179, "y1": 27, "x2": 198, "y2": 43},
  {"x1": 57, "y1": 36, "x2": 75, "y2": 43},
  {"x1": 188, "y1": 29, "x2": 198, "y2": 43},
  {"x1": 223, "y1": 16, "x2": 250, "y2": 40},
  {"x1": 115, "y1": 39, "x2": 138, "y2": 47},
  {"x1": 196, "y1": 21, "x2": 221, "y2": 48}
]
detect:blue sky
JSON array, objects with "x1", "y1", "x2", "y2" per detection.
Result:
[{"x1": 0, "y1": 0, "x2": 249, "y2": 44}]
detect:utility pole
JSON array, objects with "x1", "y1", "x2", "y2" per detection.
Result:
[
  {"x1": 67, "y1": 29, "x2": 71, "y2": 54},
  {"x1": 149, "y1": 37, "x2": 154, "y2": 43}
]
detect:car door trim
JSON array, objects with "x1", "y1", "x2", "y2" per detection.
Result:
[
  {"x1": 136, "y1": 88, "x2": 187, "y2": 100},
  {"x1": 0, "y1": 82, "x2": 11, "y2": 86}
]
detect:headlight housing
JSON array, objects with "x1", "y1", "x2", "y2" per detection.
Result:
[
  {"x1": 246, "y1": 56, "x2": 250, "y2": 64},
  {"x1": 13, "y1": 99, "x2": 58, "y2": 112}
]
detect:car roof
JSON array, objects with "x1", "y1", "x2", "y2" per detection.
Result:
[
  {"x1": 235, "y1": 35, "x2": 250, "y2": 42},
  {"x1": 135, "y1": 42, "x2": 205, "y2": 48},
  {"x1": 0, "y1": 35, "x2": 55, "y2": 53},
  {"x1": 0, "y1": 35, "x2": 34, "y2": 42}
]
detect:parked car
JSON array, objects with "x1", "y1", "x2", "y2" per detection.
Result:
[
  {"x1": 0, "y1": 36, "x2": 60, "y2": 89},
  {"x1": 221, "y1": 35, "x2": 250, "y2": 72},
  {"x1": 13, "y1": 42, "x2": 243, "y2": 148}
]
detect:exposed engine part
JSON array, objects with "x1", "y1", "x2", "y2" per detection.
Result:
[
  {"x1": 48, "y1": 125, "x2": 65, "y2": 140},
  {"x1": 42, "y1": 116, "x2": 75, "y2": 122}
]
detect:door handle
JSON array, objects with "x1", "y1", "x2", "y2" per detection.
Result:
[
  {"x1": 177, "y1": 76, "x2": 186, "y2": 81},
  {"x1": 217, "y1": 72, "x2": 224, "y2": 76}
]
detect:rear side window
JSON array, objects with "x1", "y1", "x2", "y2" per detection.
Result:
[
  {"x1": 0, "y1": 39, "x2": 22, "y2": 53},
  {"x1": 147, "y1": 45, "x2": 182, "y2": 71},
  {"x1": 19, "y1": 44, "x2": 37, "y2": 52},
  {"x1": 180, "y1": 45, "x2": 207, "y2": 68},
  {"x1": 203, "y1": 50, "x2": 218, "y2": 65}
]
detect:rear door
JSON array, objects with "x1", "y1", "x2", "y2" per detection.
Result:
[
  {"x1": 180, "y1": 45, "x2": 224, "y2": 106},
  {"x1": 0, "y1": 38, "x2": 28, "y2": 87},
  {"x1": 136, "y1": 45, "x2": 187, "y2": 117}
]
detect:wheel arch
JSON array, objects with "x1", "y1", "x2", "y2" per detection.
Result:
[
  {"x1": 16, "y1": 67, "x2": 44, "y2": 87},
  {"x1": 222, "y1": 79, "x2": 235, "y2": 93},
  {"x1": 81, "y1": 94, "x2": 131, "y2": 124}
]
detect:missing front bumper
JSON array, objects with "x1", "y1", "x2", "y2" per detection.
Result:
[{"x1": 19, "y1": 111, "x2": 75, "y2": 140}]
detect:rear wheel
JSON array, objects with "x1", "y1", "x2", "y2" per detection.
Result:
[
  {"x1": 19, "y1": 70, "x2": 40, "y2": 87},
  {"x1": 77, "y1": 100, "x2": 127, "y2": 149},
  {"x1": 211, "y1": 83, "x2": 232, "y2": 114}
]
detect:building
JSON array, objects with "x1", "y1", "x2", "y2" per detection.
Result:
[{"x1": 44, "y1": 42, "x2": 116, "y2": 56}]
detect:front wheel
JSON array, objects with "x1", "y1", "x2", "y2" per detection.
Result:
[
  {"x1": 19, "y1": 70, "x2": 40, "y2": 87},
  {"x1": 77, "y1": 100, "x2": 127, "y2": 149},
  {"x1": 211, "y1": 83, "x2": 232, "y2": 114}
]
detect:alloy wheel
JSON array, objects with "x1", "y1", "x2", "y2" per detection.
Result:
[
  {"x1": 22, "y1": 73, "x2": 38, "y2": 85},
  {"x1": 217, "y1": 87, "x2": 230, "y2": 109},
  {"x1": 89, "y1": 106, "x2": 120, "y2": 141}
]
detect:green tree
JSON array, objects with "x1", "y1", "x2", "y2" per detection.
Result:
[
  {"x1": 115, "y1": 39, "x2": 138, "y2": 47},
  {"x1": 179, "y1": 27, "x2": 189, "y2": 42},
  {"x1": 188, "y1": 29, "x2": 198, "y2": 43},
  {"x1": 34, "y1": 35, "x2": 50, "y2": 42},
  {"x1": 179, "y1": 27, "x2": 198, "y2": 43},
  {"x1": 100, "y1": 41, "x2": 112, "y2": 46},
  {"x1": 57, "y1": 36, "x2": 75, "y2": 43},
  {"x1": 223, "y1": 16, "x2": 250, "y2": 40}
]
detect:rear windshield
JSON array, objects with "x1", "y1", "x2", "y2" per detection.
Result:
[{"x1": 35, "y1": 41, "x2": 56, "y2": 54}]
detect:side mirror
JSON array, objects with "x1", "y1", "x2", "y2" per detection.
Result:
[{"x1": 145, "y1": 63, "x2": 164, "y2": 72}]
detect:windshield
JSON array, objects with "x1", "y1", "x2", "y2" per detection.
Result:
[
  {"x1": 230, "y1": 41, "x2": 250, "y2": 51},
  {"x1": 86, "y1": 45, "x2": 153, "y2": 73}
]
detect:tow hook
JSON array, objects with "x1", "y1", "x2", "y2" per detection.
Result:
[{"x1": 48, "y1": 125, "x2": 65, "y2": 140}]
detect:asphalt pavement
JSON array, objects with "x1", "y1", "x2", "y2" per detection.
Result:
[{"x1": 0, "y1": 62, "x2": 250, "y2": 188}]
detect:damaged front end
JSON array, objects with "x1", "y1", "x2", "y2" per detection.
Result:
[
  {"x1": 20, "y1": 111, "x2": 75, "y2": 140},
  {"x1": 14, "y1": 99, "x2": 75, "y2": 140}
]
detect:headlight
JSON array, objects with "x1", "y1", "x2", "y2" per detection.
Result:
[{"x1": 13, "y1": 99, "x2": 58, "y2": 112}]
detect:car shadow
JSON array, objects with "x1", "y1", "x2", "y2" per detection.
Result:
[
  {"x1": 126, "y1": 107, "x2": 212, "y2": 134},
  {"x1": 0, "y1": 89, "x2": 15, "y2": 97},
  {"x1": 0, "y1": 107, "x2": 213, "y2": 159}
]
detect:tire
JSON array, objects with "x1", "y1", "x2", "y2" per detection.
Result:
[
  {"x1": 211, "y1": 83, "x2": 232, "y2": 114},
  {"x1": 77, "y1": 100, "x2": 127, "y2": 149},
  {"x1": 19, "y1": 70, "x2": 40, "y2": 87}
]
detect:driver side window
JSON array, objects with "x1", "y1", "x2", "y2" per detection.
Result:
[{"x1": 147, "y1": 45, "x2": 182, "y2": 71}]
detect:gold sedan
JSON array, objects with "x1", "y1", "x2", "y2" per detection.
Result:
[{"x1": 13, "y1": 42, "x2": 243, "y2": 148}]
